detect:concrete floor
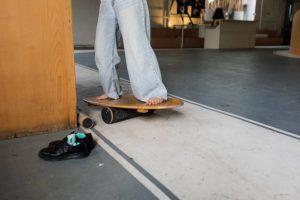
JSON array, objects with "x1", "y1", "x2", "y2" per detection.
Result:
[
  {"x1": 1, "y1": 49, "x2": 300, "y2": 200},
  {"x1": 75, "y1": 64, "x2": 300, "y2": 200},
  {"x1": 75, "y1": 48, "x2": 300, "y2": 135},
  {"x1": 0, "y1": 130, "x2": 158, "y2": 200}
]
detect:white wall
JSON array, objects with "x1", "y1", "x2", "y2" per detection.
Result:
[{"x1": 244, "y1": 0, "x2": 256, "y2": 21}]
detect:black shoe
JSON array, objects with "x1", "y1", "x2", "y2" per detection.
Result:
[
  {"x1": 48, "y1": 132, "x2": 95, "y2": 151},
  {"x1": 39, "y1": 132, "x2": 95, "y2": 161}
]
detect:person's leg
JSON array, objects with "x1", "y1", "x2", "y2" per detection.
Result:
[
  {"x1": 95, "y1": 0, "x2": 122, "y2": 99},
  {"x1": 114, "y1": 0, "x2": 167, "y2": 104}
]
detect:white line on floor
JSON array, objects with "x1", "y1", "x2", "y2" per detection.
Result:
[
  {"x1": 167, "y1": 93, "x2": 300, "y2": 140},
  {"x1": 79, "y1": 113, "x2": 170, "y2": 200},
  {"x1": 74, "y1": 50, "x2": 95, "y2": 53},
  {"x1": 255, "y1": 46, "x2": 289, "y2": 49},
  {"x1": 76, "y1": 65, "x2": 300, "y2": 199},
  {"x1": 75, "y1": 47, "x2": 290, "y2": 54},
  {"x1": 76, "y1": 63, "x2": 300, "y2": 140},
  {"x1": 119, "y1": 77, "x2": 300, "y2": 140}
]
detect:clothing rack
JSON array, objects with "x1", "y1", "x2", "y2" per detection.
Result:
[
  {"x1": 167, "y1": 0, "x2": 194, "y2": 48},
  {"x1": 169, "y1": 0, "x2": 194, "y2": 26}
]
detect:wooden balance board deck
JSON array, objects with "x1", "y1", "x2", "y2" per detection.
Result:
[{"x1": 83, "y1": 95, "x2": 183, "y2": 124}]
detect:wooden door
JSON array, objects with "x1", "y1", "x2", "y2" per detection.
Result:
[{"x1": 0, "y1": 0, "x2": 77, "y2": 139}]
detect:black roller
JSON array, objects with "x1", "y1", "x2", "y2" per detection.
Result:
[
  {"x1": 77, "y1": 113, "x2": 95, "y2": 129},
  {"x1": 82, "y1": 118, "x2": 95, "y2": 129},
  {"x1": 101, "y1": 107, "x2": 153, "y2": 124}
]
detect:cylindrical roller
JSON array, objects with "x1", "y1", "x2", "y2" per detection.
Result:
[
  {"x1": 101, "y1": 107, "x2": 152, "y2": 124},
  {"x1": 82, "y1": 118, "x2": 95, "y2": 129},
  {"x1": 77, "y1": 112, "x2": 95, "y2": 129}
]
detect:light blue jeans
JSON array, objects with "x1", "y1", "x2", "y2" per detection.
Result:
[{"x1": 95, "y1": 0, "x2": 167, "y2": 102}]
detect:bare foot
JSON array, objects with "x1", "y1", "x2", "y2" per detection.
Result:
[
  {"x1": 146, "y1": 97, "x2": 164, "y2": 105},
  {"x1": 96, "y1": 94, "x2": 109, "y2": 100}
]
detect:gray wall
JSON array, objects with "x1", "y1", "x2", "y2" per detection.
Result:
[{"x1": 72, "y1": 0, "x2": 100, "y2": 46}]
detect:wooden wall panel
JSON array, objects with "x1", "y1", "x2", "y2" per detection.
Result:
[
  {"x1": 0, "y1": 0, "x2": 77, "y2": 139},
  {"x1": 290, "y1": 10, "x2": 300, "y2": 56}
]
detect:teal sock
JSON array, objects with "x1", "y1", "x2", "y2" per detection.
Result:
[
  {"x1": 67, "y1": 132, "x2": 86, "y2": 146},
  {"x1": 76, "y1": 132, "x2": 86, "y2": 139}
]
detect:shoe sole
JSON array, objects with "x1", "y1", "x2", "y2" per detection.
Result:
[{"x1": 38, "y1": 151, "x2": 91, "y2": 161}]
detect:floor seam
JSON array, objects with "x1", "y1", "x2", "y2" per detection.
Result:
[{"x1": 78, "y1": 109, "x2": 179, "y2": 200}]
